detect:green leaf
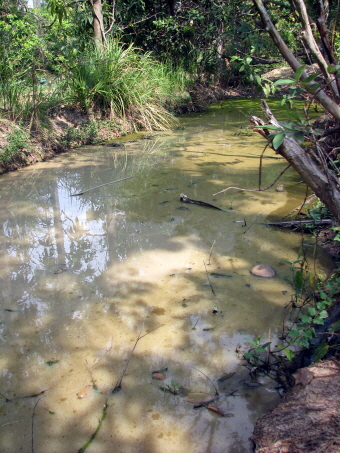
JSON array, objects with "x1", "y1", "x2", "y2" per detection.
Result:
[
  {"x1": 314, "y1": 340, "x2": 329, "y2": 361},
  {"x1": 294, "y1": 64, "x2": 306, "y2": 82},
  {"x1": 294, "y1": 270, "x2": 304, "y2": 289},
  {"x1": 274, "y1": 78, "x2": 295, "y2": 86},
  {"x1": 327, "y1": 64, "x2": 340, "y2": 74},
  {"x1": 297, "y1": 336, "x2": 309, "y2": 347},
  {"x1": 246, "y1": 338, "x2": 258, "y2": 347},
  {"x1": 272, "y1": 132, "x2": 285, "y2": 149},
  {"x1": 284, "y1": 349, "x2": 295, "y2": 361},
  {"x1": 289, "y1": 329, "x2": 300, "y2": 338},
  {"x1": 308, "y1": 307, "x2": 317, "y2": 316},
  {"x1": 260, "y1": 125, "x2": 283, "y2": 131},
  {"x1": 308, "y1": 82, "x2": 321, "y2": 92},
  {"x1": 313, "y1": 315, "x2": 325, "y2": 324},
  {"x1": 303, "y1": 73, "x2": 318, "y2": 84},
  {"x1": 293, "y1": 131, "x2": 305, "y2": 143},
  {"x1": 286, "y1": 112, "x2": 302, "y2": 122},
  {"x1": 330, "y1": 319, "x2": 340, "y2": 332},
  {"x1": 300, "y1": 314, "x2": 312, "y2": 323},
  {"x1": 304, "y1": 327, "x2": 315, "y2": 339},
  {"x1": 279, "y1": 258, "x2": 293, "y2": 265},
  {"x1": 319, "y1": 310, "x2": 328, "y2": 318}
]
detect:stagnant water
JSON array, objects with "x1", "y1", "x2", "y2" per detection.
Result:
[{"x1": 0, "y1": 100, "x2": 333, "y2": 453}]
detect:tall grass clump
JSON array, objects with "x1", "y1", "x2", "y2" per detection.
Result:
[{"x1": 61, "y1": 40, "x2": 188, "y2": 130}]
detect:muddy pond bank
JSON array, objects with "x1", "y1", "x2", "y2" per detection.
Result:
[{"x1": 0, "y1": 99, "x2": 337, "y2": 453}]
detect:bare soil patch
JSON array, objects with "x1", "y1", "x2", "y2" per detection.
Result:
[{"x1": 253, "y1": 358, "x2": 340, "y2": 453}]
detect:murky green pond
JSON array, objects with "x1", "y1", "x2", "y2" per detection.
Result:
[{"x1": 0, "y1": 100, "x2": 333, "y2": 453}]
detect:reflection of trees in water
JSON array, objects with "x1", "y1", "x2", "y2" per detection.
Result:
[{"x1": 0, "y1": 136, "x2": 179, "y2": 309}]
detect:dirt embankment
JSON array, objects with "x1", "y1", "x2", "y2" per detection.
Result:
[
  {"x1": 0, "y1": 106, "x2": 137, "y2": 175},
  {"x1": 0, "y1": 83, "x2": 258, "y2": 175},
  {"x1": 253, "y1": 358, "x2": 340, "y2": 453}
]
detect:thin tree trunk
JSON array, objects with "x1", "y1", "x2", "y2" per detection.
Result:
[
  {"x1": 91, "y1": 0, "x2": 105, "y2": 49},
  {"x1": 253, "y1": 0, "x2": 340, "y2": 122},
  {"x1": 250, "y1": 100, "x2": 340, "y2": 224}
]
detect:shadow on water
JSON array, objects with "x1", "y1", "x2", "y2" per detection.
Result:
[{"x1": 0, "y1": 100, "x2": 334, "y2": 453}]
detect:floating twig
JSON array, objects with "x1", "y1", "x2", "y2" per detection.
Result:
[
  {"x1": 0, "y1": 392, "x2": 11, "y2": 402},
  {"x1": 112, "y1": 323, "x2": 164, "y2": 393},
  {"x1": 31, "y1": 395, "x2": 45, "y2": 453},
  {"x1": 208, "y1": 240, "x2": 216, "y2": 265},
  {"x1": 203, "y1": 260, "x2": 215, "y2": 296},
  {"x1": 242, "y1": 212, "x2": 263, "y2": 234},
  {"x1": 71, "y1": 176, "x2": 135, "y2": 197},
  {"x1": 85, "y1": 340, "x2": 113, "y2": 389},
  {"x1": 193, "y1": 367, "x2": 219, "y2": 396}
]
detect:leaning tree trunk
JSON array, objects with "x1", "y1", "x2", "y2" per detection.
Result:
[
  {"x1": 250, "y1": 100, "x2": 340, "y2": 225},
  {"x1": 253, "y1": 0, "x2": 340, "y2": 122}
]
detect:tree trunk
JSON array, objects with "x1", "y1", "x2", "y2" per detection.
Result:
[
  {"x1": 250, "y1": 101, "x2": 340, "y2": 224},
  {"x1": 92, "y1": 0, "x2": 105, "y2": 50},
  {"x1": 252, "y1": 0, "x2": 340, "y2": 122}
]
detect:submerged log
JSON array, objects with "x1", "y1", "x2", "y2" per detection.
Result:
[
  {"x1": 265, "y1": 218, "x2": 333, "y2": 228},
  {"x1": 180, "y1": 193, "x2": 224, "y2": 211}
]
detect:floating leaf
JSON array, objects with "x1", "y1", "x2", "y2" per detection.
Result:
[
  {"x1": 77, "y1": 385, "x2": 93, "y2": 399},
  {"x1": 217, "y1": 372, "x2": 235, "y2": 382},
  {"x1": 45, "y1": 360, "x2": 59, "y2": 367},
  {"x1": 205, "y1": 404, "x2": 234, "y2": 417},
  {"x1": 152, "y1": 372, "x2": 166, "y2": 380},
  {"x1": 185, "y1": 392, "x2": 215, "y2": 404}
]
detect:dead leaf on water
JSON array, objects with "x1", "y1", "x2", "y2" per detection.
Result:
[
  {"x1": 217, "y1": 372, "x2": 235, "y2": 382},
  {"x1": 185, "y1": 392, "x2": 215, "y2": 404},
  {"x1": 77, "y1": 385, "x2": 93, "y2": 399},
  {"x1": 205, "y1": 404, "x2": 234, "y2": 417},
  {"x1": 152, "y1": 372, "x2": 167, "y2": 380}
]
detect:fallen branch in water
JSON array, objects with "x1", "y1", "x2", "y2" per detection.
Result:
[
  {"x1": 112, "y1": 322, "x2": 164, "y2": 393},
  {"x1": 265, "y1": 218, "x2": 333, "y2": 228},
  {"x1": 213, "y1": 164, "x2": 290, "y2": 196},
  {"x1": 207, "y1": 240, "x2": 216, "y2": 266},
  {"x1": 85, "y1": 340, "x2": 113, "y2": 389},
  {"x1": 70, "y1": 176, "x2": 135, "y2": 197},
  {"x1": 31, "y1": 395, "x2": 45, "y2": 453},
  {"x1": 193, "y1": 367, "x2": 219, "y2": 396},
  {"x1": 243, "y1": 212, "x2": 263, "y2": 234},
  {"x1": 281, "y1": 193, "x2": 317, "y2": 220},
  {"x1": 203, "y1": 260, "x2": 215, "y2": 296},
  {"x1": 180, "y1": 193, "x2": 225, "y2": 211},
  {"x1": 77, "y1": 322, "x2": 163, "y2": 453}
]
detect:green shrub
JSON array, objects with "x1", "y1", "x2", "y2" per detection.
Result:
[{"x1": 1, "y1": 127, "x2": 30, "y2": 163}]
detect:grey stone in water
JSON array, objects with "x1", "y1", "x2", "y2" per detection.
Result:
[{"x1": 251, "y1": 264, "x2": 276, "y2": 278}]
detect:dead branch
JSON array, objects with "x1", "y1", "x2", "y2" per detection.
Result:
[
  {"x1": 203, "y1": 260, "x2": 215, "y2": 296},
  {"x1": 71, "y1": 176, "x2": 135, "y2": 197},
  {"x1": 112, "y1": 322, "x2": 164, "y2": 393}
]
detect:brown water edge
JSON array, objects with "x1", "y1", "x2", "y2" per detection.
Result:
[{"x1": 0, "y1": 101, "x2": 334, "y2": 453}]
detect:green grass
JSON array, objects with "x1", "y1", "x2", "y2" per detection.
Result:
[{"x1": 60, "y1": 40, "x2": 188, "y2": 130}]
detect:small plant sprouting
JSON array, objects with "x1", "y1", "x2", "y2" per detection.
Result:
[
  {"x1": 170, "y1": 380, "x2": 180, "y2": 393},
  {"x1": 229, "y1": 197, "x2": 234, "y2": 210},
  {"x1": 244, "y1": 336, "x2": 271, "y2": 367}
]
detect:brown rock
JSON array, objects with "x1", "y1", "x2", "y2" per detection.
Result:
[{"x1": 251, "y1": 264, "x2": 276, "y2": 278}]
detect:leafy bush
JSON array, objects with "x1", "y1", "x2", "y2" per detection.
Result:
[{"x1": 1, "y1": 127, "x2": 30, "y2": 163}]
